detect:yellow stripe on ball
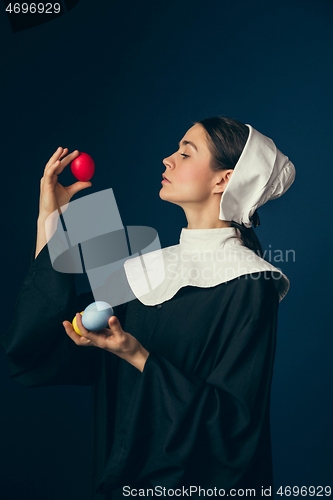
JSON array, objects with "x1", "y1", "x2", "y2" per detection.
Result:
[{"x1": 72, "y1": 312, "x2": 84, "y2": 336}]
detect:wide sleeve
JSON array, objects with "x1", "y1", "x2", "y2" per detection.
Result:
[
  {"x1": 0, "y1": 235, "x2": 124, "y2": 388},
  {"x1": 96, "y1": 273, "x2": 279, "y2": 495}
]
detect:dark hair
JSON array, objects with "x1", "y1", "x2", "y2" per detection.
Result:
[{"x1": 194, "y1": 116, "x2": 264, "y2": 258}]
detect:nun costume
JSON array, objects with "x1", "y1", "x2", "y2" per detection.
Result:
[{"x1": 0, "y1": 122, "x2": 295, "y2": 499}]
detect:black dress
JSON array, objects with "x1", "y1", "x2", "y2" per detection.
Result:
[{"x1": 0, "y1": 236, "x2": 279, "y2": 499}]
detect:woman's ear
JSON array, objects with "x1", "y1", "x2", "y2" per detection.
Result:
[{"x1": 212, "y1": 170, "x2": 233, "y2": 194}]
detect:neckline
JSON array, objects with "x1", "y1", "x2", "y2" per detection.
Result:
[{"x1": 179, "y1": 226, "x2": 238, "y2": 251}]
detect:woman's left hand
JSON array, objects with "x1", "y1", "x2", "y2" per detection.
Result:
[{"x1": 63, "y1": 314, "x2": 149, "y2": 372}]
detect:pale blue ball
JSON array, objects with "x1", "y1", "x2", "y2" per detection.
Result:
[{"x1": 82, "y1": 301, "x2": 114, "y2": 332}]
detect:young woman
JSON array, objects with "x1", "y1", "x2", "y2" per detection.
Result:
[{"x1": 1, "y1": 116, "x2": 295, "y2": 499}]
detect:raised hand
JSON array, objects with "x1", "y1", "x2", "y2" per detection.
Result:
[
  {"x1": 39, "y1": 147, "x2": 92, "y2": 218},
  {"x1": 35, "y1": 147, "x2": 92, "y2": 258}
]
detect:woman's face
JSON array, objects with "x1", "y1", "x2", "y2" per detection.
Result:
[{"x1": 160, "y1": 123, "x2": 226, "y2": 207}]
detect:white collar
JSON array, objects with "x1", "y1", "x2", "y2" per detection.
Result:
[
  {"x1": 179, "y1": 226, "x2": 238, "y2": 250},
  {"x1": 124, "y1": 227, "x2": 290, "y2": 305}
]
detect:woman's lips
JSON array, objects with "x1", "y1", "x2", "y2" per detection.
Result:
[{"x1": 162, "y1": 176, "x2": 171, "y2": 184}]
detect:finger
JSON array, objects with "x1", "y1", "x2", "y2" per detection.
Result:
[
  {"x1": 105, "y1": 316, "x2": 126, "y2": 344},
  {"x1": 65, "y1": 181, "x2": 92, "y2": 198},
  {"x1": 44, "y1": 147, "x2": 64, "y2": 172},
  {"x1": 47, "y1": 148, "x2": 68, "y2": 179},
  {"x1": 56, "y1": 149, "x2": 80, "y2": 170},
  {"x1": 51, "y1": 148, "x2": 68, "y2": 173},
  {"x1": 44, "y1": 149, "x2": 79, "y2": 180},
  {"x1": 45, "y1": 150, "x2": 80, "y2": 179},
  {"x1": 63, "y1": 320, "x2": 92, "y2": 346},
  {"x1": 59, "y1": 148, "x2": 68, "y2": 159},
  {"x1": 108, "y1": 315, "x2": 123, "y2": 333},
  {"x1": 75, "y1": 313, "x2": 90, "y2": 337},
  {"x1": 44, "y1": 151, "x2": 80, "y2": 185},
  {"x1": 76, "y1": 313, "x2": 112, "y2": 349}
]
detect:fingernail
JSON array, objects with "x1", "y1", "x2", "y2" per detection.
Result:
[{"x1": 57, "y1": 147, "x2": 61, "y2": 151}]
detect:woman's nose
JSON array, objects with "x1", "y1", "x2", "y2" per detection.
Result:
[{"x1": 163, "y1": 155, "x2": 175, "y2": 169}]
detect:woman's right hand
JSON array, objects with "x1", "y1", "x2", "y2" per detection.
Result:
[
  {"x1": 39, "y1": 147, "x2": 92, "y2": 219},
  {"x1": 35, "y1": 147, "x2": 92, "y2": 258}
]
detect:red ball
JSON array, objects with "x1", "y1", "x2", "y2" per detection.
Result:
[{"x1": 71, "y1": 153, "x2": 95, "y2": 181}]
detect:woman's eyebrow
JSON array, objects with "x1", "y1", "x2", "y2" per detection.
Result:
[{"x1": 178, "y1": 140, "x2": 198, "y2": 152}]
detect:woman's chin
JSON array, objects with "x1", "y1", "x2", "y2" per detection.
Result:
[
  {"x1": 159, "y1": 187, "x2": 170, "y2": 200},
  {"x1": 159, "y1": 191, "x2": 181, "y2": 208},
  {"x1": 159, "y1": 187, "x2": 183, "y2": 207}
]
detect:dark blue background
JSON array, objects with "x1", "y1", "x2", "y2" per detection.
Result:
[{"x1": 1, "y1": 0, "x2": 332, "y2": 498}]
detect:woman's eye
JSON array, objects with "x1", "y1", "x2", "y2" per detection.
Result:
[{"x1": 181, "y1": 153, "x2": 189, "y2": 158}]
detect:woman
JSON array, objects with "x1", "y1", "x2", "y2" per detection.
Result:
[{"x1": 0, "y1": 116, "x2": 295, "y2": 499}]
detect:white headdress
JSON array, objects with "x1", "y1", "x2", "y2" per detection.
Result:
[{"x1": 219, "y1": 124, "x2": 296, "y2": 228}]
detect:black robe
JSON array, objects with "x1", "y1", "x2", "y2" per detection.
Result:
[{"x1": 0, "y1": 238, "x2": 279, "y2": 499}]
